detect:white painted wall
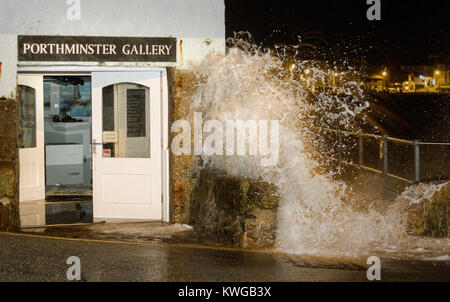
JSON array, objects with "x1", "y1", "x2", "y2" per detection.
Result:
[
  {"x1": 0, "y1": 0, "x2": 225, "y2": 68},
  {"x1": 0, "y1": 35, "x2": 17, "y2": 99}
]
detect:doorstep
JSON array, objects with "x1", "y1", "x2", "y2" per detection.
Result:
[
  {"x1": 45, "y1": 200, "x2": 93, "y2": 225},
  {"x1": 19, "y1": 199, "x2": 93, "y2": 227}
]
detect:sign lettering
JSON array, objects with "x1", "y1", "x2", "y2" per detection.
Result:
[{"x1": 18, "y1": 36, "x2": 177, "y2": 62}]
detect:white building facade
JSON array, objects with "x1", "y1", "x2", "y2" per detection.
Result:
[{"x1": 0, "y1": 0, "x2": 225, "y2": 227}]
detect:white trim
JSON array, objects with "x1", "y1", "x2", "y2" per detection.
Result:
[{"x1": 160, "y1": 69, "x2": 170, "y2": 222}]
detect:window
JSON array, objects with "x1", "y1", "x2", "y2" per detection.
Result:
[
  {"x1": 102, "y1": 83, "x2": 150, "y2": 158},
  {"x1": 18, "y1": 85, "x2": 36, "y2": 148}
]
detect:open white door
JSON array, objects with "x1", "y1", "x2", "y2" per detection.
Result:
[
  {"x1": 92, "y1": 72, "x2": 162, "y2": 220},
  {"x1": 18, "y1": 75, "x2": 45, "y2": 202}
]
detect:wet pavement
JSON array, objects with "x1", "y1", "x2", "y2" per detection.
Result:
[
  {"x1": 1, "y1": 232, "x2": 449, "y2": 282},
  {"x1": 21, "y1": 221, "x2": 197, "y2": 244}
]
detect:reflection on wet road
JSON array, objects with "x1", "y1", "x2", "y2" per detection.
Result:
[{"x1": 0, "y1": 233, "x2": 448, "y2": 282}]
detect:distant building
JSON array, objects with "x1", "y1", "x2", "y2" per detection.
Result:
[
  {"x1": 365, "y1": 74, "x2": 384, "y2": 92},
  {"x1": 400, "y1": 58, "x2": 450, "y2": 93},
  {"x1": 365, "y1": 57, "x2": 450, "y2": 93}
]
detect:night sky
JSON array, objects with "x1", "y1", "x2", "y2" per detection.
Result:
[{"x1": 225, "y1": 0, "x2": 450, "y2": 67}]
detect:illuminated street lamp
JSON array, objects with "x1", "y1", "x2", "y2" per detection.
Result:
[{"x1": 381, "y1": 70, "x2": 387, "y2": 91}]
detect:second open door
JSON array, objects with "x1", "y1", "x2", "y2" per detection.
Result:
[{"x1": 92, "y1": 72, "x2": 162, "y2": 220}]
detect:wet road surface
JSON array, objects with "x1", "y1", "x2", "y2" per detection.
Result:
[{"x1": 0, "y1": 233, "x2": 449, "y2": 282}]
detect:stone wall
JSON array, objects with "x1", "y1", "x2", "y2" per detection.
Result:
[
  {"x1": 406, "y1": 182, "x2": 449, "y2": 237},
  {"x1": 169, "y1": 69, "x2": 199, "y2": 223},
  {"x1": 0, "y1": 98, "x2": 20, "y2": 231},
  {"x1": 189, "y1": 169, "x2": 280, "y2": 248}
]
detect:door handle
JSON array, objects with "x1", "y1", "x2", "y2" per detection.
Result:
[{"x1": 91, "y1": 139, "x2": 103, "y2": 154}]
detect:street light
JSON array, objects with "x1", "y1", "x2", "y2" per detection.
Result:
[
  {"x1": 435, "y1": 70, "x2": 440, "y2": 89},
  {"x1": 381, "y1": 70, "x2": 387, "y2": 91}
]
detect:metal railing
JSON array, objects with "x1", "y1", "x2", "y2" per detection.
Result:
[{"x1": 309, "y1": 126, "x2": 450, "y2": 184}]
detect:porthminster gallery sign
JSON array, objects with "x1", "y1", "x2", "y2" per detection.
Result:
[{"x1": 18, "y1": 35, "x2": 177, "y2": 62}]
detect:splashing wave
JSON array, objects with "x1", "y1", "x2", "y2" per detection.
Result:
[{"x1": 188, "y1": 36, "x2": 444, "y2": 258}]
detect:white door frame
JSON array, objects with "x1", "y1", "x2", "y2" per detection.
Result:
[{"x1": 17, "y1": 66, "x2": 170, "y2": 222}]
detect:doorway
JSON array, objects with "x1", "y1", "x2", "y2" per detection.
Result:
[
  {"x1": 18, "y1": 68, "x2": 169, "y2": 226},
  {"x1": 43, "y1": 76, "x2": 93, "y2": 199},
  {"x1": 43, "y1": 76, "x2": 93, "y2": 224}
]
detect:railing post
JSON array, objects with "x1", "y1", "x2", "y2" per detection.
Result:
[
  {"x1": 382, "y1": 136, "x2": 388, "y2": 197},
  {"x1": 413, "y1": 140, "x2": 420, "y2": 182},
  {"x1": 358, "y1": 134, "x2": 363, "y2": 166}
]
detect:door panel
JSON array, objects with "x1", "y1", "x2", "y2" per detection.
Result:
[
  {"x1": 92, "y1": 72, "x2": 162, "y2": 220},
  {"x1": 18, "y1": 75, "x2": 45, "y2": 202}
]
